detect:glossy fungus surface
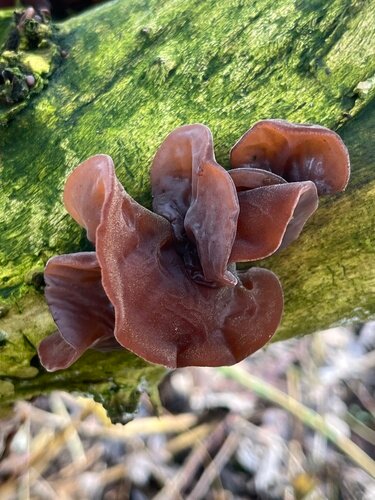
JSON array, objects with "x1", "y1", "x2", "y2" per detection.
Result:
[
  {"x1": 151, "y1": 124, "x2": 239, "y2": 287},
  {"x1": 38, "y1": 120, "x2": 350, "y2": 371},
  {"x1": 230, "y1": 120, "x2": 350, "y2": 195}
]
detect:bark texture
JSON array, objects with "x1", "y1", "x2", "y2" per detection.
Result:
[{"x1": 1, "y1": 0, "x2": 375, "y2": 412}]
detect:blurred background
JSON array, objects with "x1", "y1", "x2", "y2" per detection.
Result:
[{"x1": 1, "y1": 323, "x2": 375, "y2": 499}]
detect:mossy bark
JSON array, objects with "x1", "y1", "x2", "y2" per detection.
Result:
[{"x1": 1, "y1": 0, "x2": 375, "y2": 412}]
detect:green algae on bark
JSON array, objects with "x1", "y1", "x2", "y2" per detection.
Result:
[
  {"x1": 1, "y1": 0, "x2": 375, "y2": 303},
  {"x1": 258, "y1": 96, "x2": 375, "y2": 341},
  {"x1": 0, "y1": 7, "x2": 61, "y2": 124},
  {"x1": 0, "y1": 10, "x2": 13, "y2": 47},
  {"x1": 0, "y1": 0, "x2": 375, "y2": 413}
]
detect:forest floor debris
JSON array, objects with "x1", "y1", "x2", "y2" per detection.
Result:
[{"x1": 1, "y1": 323, "x2": 375, "y2": 499}]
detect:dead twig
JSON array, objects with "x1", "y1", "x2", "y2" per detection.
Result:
[{"x1": 187, "y1": 430, "x2": 240, "y2": 500}]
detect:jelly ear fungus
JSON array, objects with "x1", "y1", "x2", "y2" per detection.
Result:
[{"x1": 38, "y1": 120, "x2": 350, "y2": 371}]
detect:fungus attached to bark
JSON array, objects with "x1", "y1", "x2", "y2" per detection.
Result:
[
  {"x1": 151, "y1": 124, "x2": 239, "y2": 287},
  {"x1": 230, "y1": 119, "x2": 350, "y2": 195},
  {"x1": 38, "y1": 120, "x2": 350, "y2": 372}
]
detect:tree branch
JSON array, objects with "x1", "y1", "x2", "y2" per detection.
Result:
[{"x1": 1, "y1": 0, "x2": 374, "y2": 413}]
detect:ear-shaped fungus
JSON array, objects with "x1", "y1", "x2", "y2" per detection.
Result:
[
  {"x1": 230, "y1": 119, "x2": 350, "y2": 195},
  {"x1": 228, "y1": 168, "x2": 318, "y2": 261},
  {"x1": 37, "y1": 120, "x2": 350, "y2": 372},
  {"x1": 151, "y1": 124, "x2": 239, "y2": 287},
  {"x1": 40, "y1": 154, "x2": 284, "y2": 369},
  {"x1": 38, "y1": 252, "x2": 116, "y2": 371}
]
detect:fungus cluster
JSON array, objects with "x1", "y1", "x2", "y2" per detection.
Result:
[{"x1": 38, "y1": 120, "x2": 350, "y2": 371}]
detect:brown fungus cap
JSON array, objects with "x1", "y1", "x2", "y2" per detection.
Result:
[
  {"x1": 230, "y1": 179, "x2": 318, "y2": 262},
  {"x1": 37, "y1": 119, "x2": 349, "y2": 372},
  {"x1": 39, "y1": 154, "x2": 284, "y2": 370},
  {"x1": 151, "y1": 124, "x2": 239, "y2": 287},
  {"x1": 230, "y1": 119, "x2": 350, "y2": 195},
  {"x1": 229, "y1": 167, "x2": 287, "y2": 191},
  {"x1": 228, "y1": 168, "x2": 318, "y2": 260},
  {"x1": 38, "y1": 252, "x2": 116, "y2": 371}
]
